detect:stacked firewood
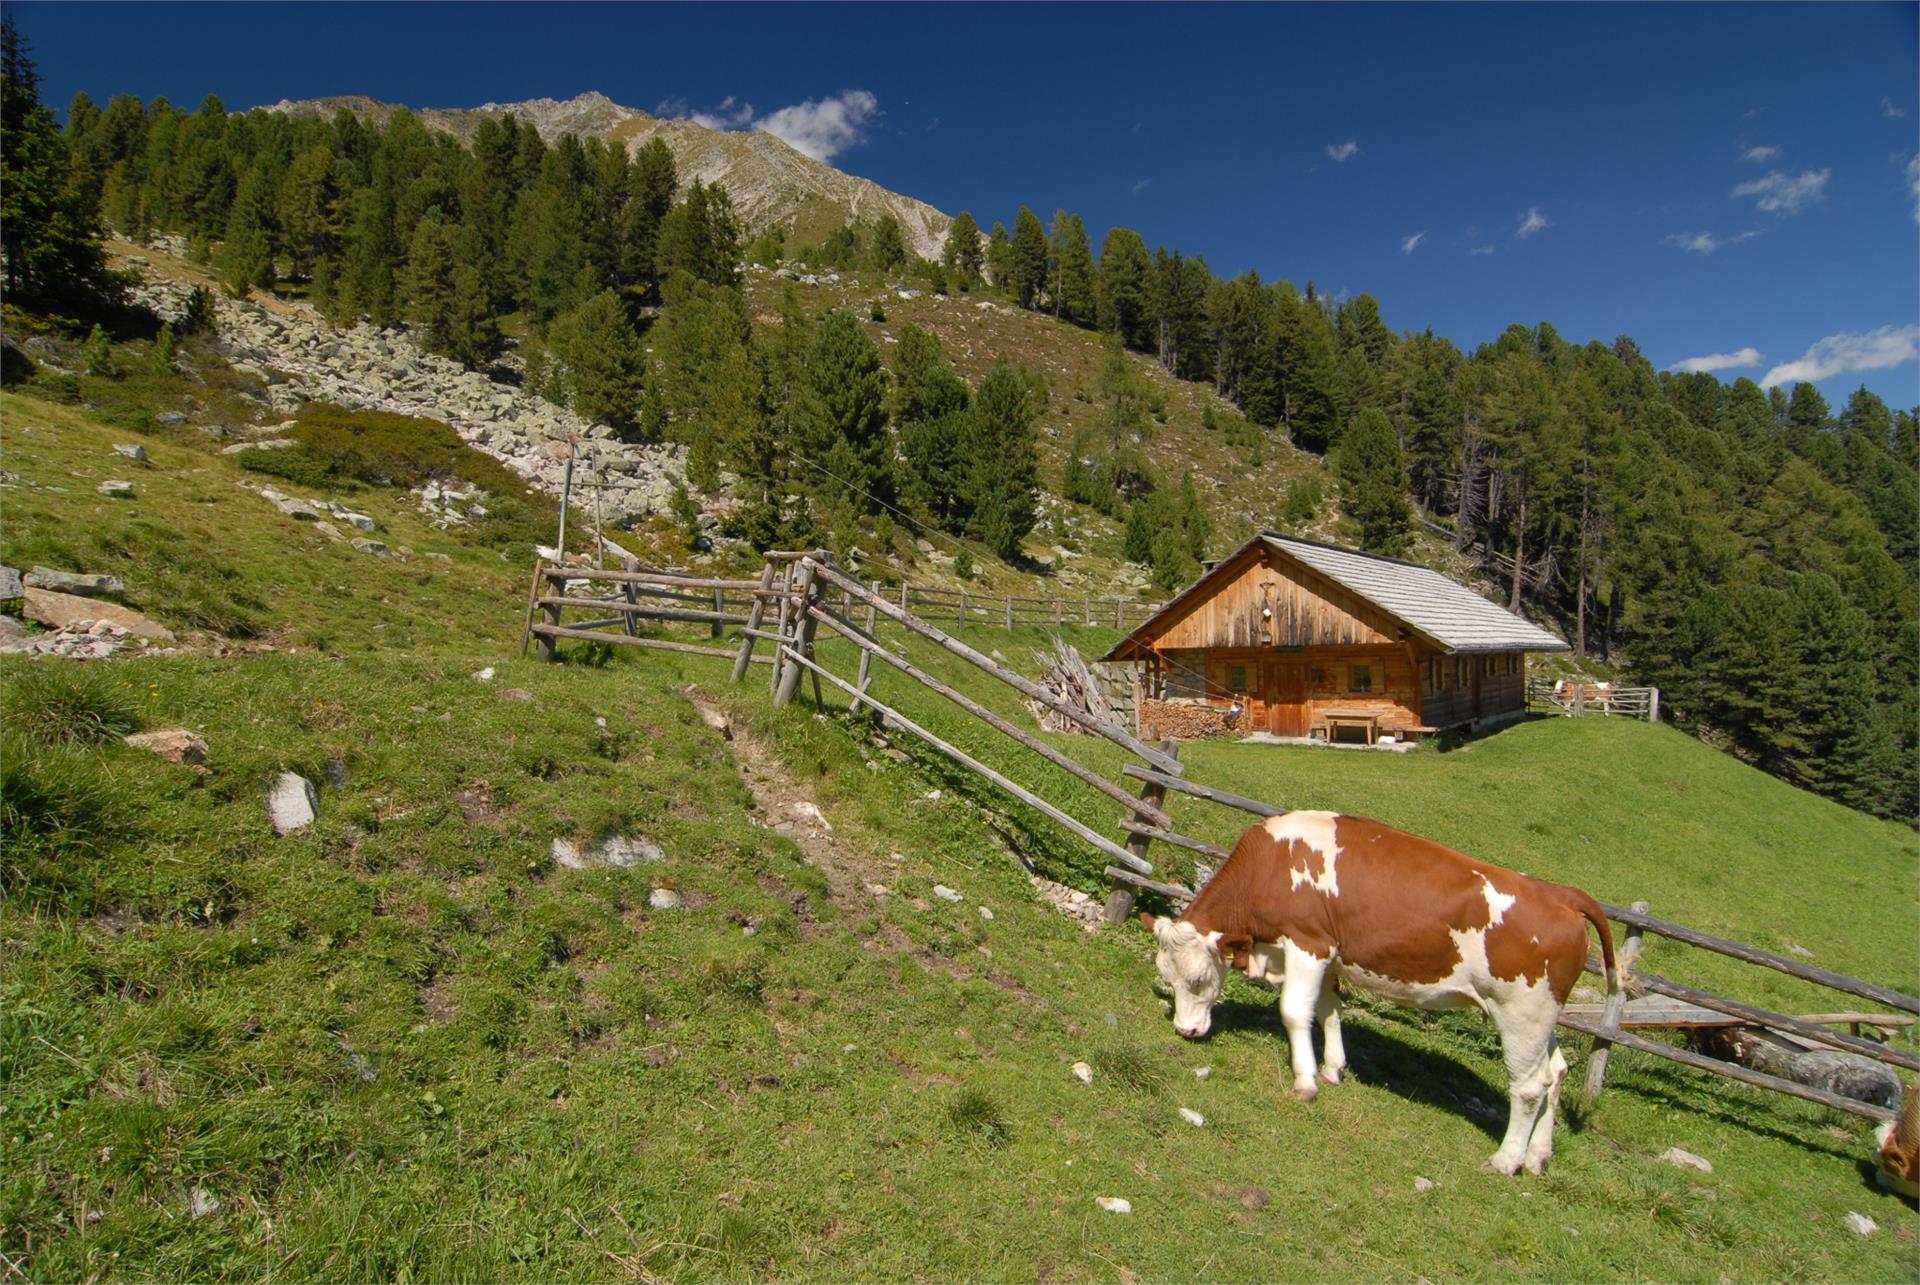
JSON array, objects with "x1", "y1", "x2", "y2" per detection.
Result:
[{"x1": 1028, "y1": 636, "x2": 1114, "y2": 733}]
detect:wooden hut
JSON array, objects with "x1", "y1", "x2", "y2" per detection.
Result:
[{"x1": 1101, "y1": 533, "x2": 1568, "y2": 743}]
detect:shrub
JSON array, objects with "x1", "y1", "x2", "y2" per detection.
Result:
[
  {"x1": 150, "y1": 324, "x2": 176, "y2": 374},
  {"x1": 6, "y1": 666, "x2": 142, "y2": 746},
  {"x1": 83, "y1": 324, "x2": 112, "y2": 376},
  {"x1": 236, "y1": 446, "x2": 332, "y2": 489}
]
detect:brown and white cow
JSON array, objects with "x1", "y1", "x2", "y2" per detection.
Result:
[{"x1": 1141, "y1": 811, "x2": 1619, "y2": 1175}]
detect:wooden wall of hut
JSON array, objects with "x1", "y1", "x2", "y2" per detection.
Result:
[{"x1": 1148, "y1": 551, "x2": 1400, "y2": 652}]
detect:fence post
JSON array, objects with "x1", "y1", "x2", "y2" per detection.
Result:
[
  {"x1": 1114, "y1": 599, "x2": 1123, "y2": 629},
  {"x1": 711, "y1": 587, "x2": 724, "y2": 639},
  {"x1": 1105, "y1": 740, "x2": 1178, "y2": 925},
  {"x1": 1005, "y1": 595, "x2": 1014, "y2": 629},
  {"x1": 731, "y1": 562, "x2": 777, "y2": 684},
  {"x1": 622, "y1": 557, "x2": 641, "y2": 636},
  {"x1": 1582, "y1": 898, "x2": 1649, "y2": 1102},
  {"x1": 535, "y1": 566, "x2": 562, "y2": 662},
  {"x1": 769, "y1": 564, "x2": 795, "y2": 696},
  {"x1": 773, "y1": 559, "x2": 823, "y2": 708},
  {"x1": 1648, "y1": 688, "x2": 1660, "y2": 724}
]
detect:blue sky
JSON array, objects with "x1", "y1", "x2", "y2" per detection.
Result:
[{"x1": 15, "y1": 1, "x2": 1920, "y2": 406}]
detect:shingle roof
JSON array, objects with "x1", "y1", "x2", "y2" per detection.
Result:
[{"x1": 1263, "y1": 535, "x2": 1567, "y2": 654}]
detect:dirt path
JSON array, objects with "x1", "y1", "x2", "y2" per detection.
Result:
[{"x1": 680, "y1": 685, "x2": 896, "y2": 913}]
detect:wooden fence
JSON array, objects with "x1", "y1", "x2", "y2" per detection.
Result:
[
  {"x1": 523, "y1": 550, "x2": 1191, "y2": 896},
  {"x1": 1526, "y1": 677, "x2": 1661, "y2": 722},
  {"x1": 519, "y1": 552, "x2": 1913, "y2": 1131}
]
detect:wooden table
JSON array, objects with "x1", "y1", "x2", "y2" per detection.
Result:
[{"x1": 1322, "y1": 710, "x2": 1381, "y2": 745}]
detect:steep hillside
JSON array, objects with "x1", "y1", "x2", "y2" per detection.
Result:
[
  {"x1": 260, "y1": 92, "x2": 955, "y2": 259},
  {"x1": 4, "y1": 374, "x2": 1914, "y2": 1282}
]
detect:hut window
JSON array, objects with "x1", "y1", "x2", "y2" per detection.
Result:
[
  {"x1": 1483, "y1": 656, "x2": 1495, "y2": 678},
  {"x1": 1422, "y1": 658, "x2": 1436, "y2": 694},
  {"x1": 1507, "y1": 654, "x2": 1520, "y2": 676},
  {"x1": 1228, "y1": 664, "x2": 1248, "y2": 693},
  {"x1": 1349, "y1": 663, "x2": 1373, "y2": 694}
]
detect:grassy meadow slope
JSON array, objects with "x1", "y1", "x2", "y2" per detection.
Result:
[{"x1": 3, "y1": 388, "x2": 1916, "y2": 1282}]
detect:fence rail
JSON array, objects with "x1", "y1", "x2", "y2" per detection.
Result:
[{"x1": 1526, "y1": 677, "x2": 1661, "y2": 722}]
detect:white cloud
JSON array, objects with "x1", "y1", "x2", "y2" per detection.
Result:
[
  {"x1": 1740, "y1": 144, "x2": 1781, "y2": 163},
  {"x1": 1468, "y1": 244, "x2": 1496, "y2": 256},
  {"x1": 1907, "y1": 154, "x2": 1919, "y2": 225},
  {"x1": 1668, "y1": 347, "x2": 1764, "y2": 374},
  {"x1": 1131, "y1": 177, "x2": 1152, "y2": 195},
  {"x1": 691, "y1": 95, "x2": 755, "y2": 130},
  {"x1": 1515, "y1": 206, "x2": 1551, "y2": 237},
  {"x1": 1761, "y1": 324, "x2": 1920, "y2": 386},
  {"x1": 1400, "y1": 231, "x2": 1426, "y2": 255},
  {"x1": 1325, "y1": 139, "x2": 1359, "y2": 163},
  {"x1": 754, "y1": 90, "x2": 880, "y2": 161},
  {"x1": 1663, "y1": 229, "x2": 1760, "y2": 254},
  {"x1": 665, "y1": 89, "x2": 880, "y2": 161},
  {"x1": 1884, "y1": 97, "x2": 1907, "y2": 119},
  {"x1": 1731, "y1": 168, "x2": 1831, "y2": 215}
]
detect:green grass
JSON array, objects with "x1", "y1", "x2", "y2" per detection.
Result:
[{"x1": 2, "y1": 384, "x2": 1916, "y2": 1282}]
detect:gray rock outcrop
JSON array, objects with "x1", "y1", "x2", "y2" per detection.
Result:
[{"x1": 268, "y1": 772, "x2": 318, "y2": 834}]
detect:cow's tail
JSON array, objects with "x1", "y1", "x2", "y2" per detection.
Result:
[{"x1": 1572, "y1": 891, "x2": 1621, "y2": 1002}]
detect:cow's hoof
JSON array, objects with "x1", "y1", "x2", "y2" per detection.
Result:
[
  {"x1": 1293, "y1": 1083, "x2": 1319, "y2": 1103},
  {"x1": 1483, "y1": 1152, "x2": 1523, "y2": 1176},
  {"x1": 1523, "y1": 1155, "x2": 1550, "y2": 1176},
  {"x1": 1318, "y1": 1065, "x2": 1343, "y2": 1086}
]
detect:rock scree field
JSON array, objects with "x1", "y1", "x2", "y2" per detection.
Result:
[{"x1": 2, "y1": 373, "x2": 1917, "y2": 1283}]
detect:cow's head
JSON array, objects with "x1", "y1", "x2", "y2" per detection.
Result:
[{"x1": 1141, "y1": 913, "x2": 1226, "y2": 1038}]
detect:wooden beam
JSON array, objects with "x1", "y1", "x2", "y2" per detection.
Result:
[
  {"x1": 1106, "y1": 739, "x2": 1178, "y2": 925},
  {"x1": 1117, "y1": 820, "x2": 1231, "y2": 863},
  {"x1": 806, "y1": 607, "x2": 1173, "y2": 828},
  {"x1": 773, "y1": 561, "x2": 819, "y2": 708},
  {"x1": 775, "y1": 647, "x2": 1153, "y2": 874},
  {"x1": 1120, "y1": 765, "x2": 1288, "y2": 818},
  {"x1": 808, "y1": 560, "x2": 1183, "y2": 774},
  {"x1": 1104, "y1": 866, "x2": 1197, "y2": 902},
  {"x1": 519, "y1": 558, "x2": 546, "y2": 658},
  {"x1": 526, "y1": 625, "x2": 769, "y2": 662},
  {"x1": 731, "y1": 563, "x2": 778, "y2": 684},
  {"x1": 1582, "y1": 901, "x2": 1647, "y2": 1101},
  {"x1": 1556, "y1": 1012, "x2": 1896, "y2": 1124},
  {"x1": 1613, "y1": 960, "x2": 1920, "y2": 1073},
  {"x1": 536, "y1": 568, "x2": 764, "y2": 592},
  {"x1": 533, "y1": 597, "x2": 746, "y2": 628},
  {"x1": 1597, "y1": 903, "x2": 1920, "y2": 1015}
]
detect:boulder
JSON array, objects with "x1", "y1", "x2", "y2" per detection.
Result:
[
  {"x1": 268, "y1": 772, "x2": 318, "y2": 834},
  {"x1": 23, "y1": 587, "x2": 173, "y2": 640},
  {"x1": 648, "y1": 887, "x2": 684, "y2": 910},
  {"x1": 339, "y1": 512, "x2": 376, "y2": 532},
  {"x1": 124, "y1": 729, "x2": 209, "y2": 765},
  {"x1": 350, "y1": 537, "x2": 389, "y2": 556},
  {"x1": 0, "y1": 565, "x2": 21, "y2": 599},
  {"x1": 98, "y1": 480, "x2": 135, "y2": 498},
  {"x1": 25, "y1": 566, "x2": 125, "y2": 597},
  {"x1": 112, "y1": 443, "x2": 148, "y2": 461}
]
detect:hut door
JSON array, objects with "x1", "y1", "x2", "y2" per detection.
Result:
[{"x1": 1266, "y1": 661, "x2": 1306, "y2": 735}]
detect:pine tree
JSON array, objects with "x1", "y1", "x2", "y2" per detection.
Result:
[
  {"x1": 82, "y1": 323, "x2": 111, "y2": 375},
  {"x1": 985, "y1": 221, "x2": 1013, "y2": 289},
  {"x1": 794, "y1": 310, "x2": 893, "y2": 516},
  {"x1": 1098, "y1": 227, "x2": 1154, "y2": 351},
  {"x1": 398, "y1": 218, "x2": 457, "y2": 351},
  {"x1": 1335, "y1": 407, "x2": 1412, "y2": 554},
  {"x1": 217, "y1": 163, "x2": 276, "y2": 297},
  {"x1": 1047, "y1": 210, "x2": 1097, "y2": 326},
  {"x1": 869, "y1": 215, "x2": 907, "y2": 273},
  {"x1": 443, "y1": 264, "x2": 500, "y2": 370},
  {"x1": 943, "y1": 209, "x2": 982, "y2": 285},
  {"x1": 548, "y1": 289, "x2": 644, "y2": 433},
  {"x1": 657, "y1": 179, "x2": 741, "y2": 294},
  {"x1": 1009, "y1": 206, "x2": 1049, "y2": 310},
  {"x1": 899, "y1": 364, "x2": 972, "y2": 523},
  {"x1": 1, "y1": 17, "x2": 115, "y2": 311},
  {"x1": 150, "y1": 322, "x2": 176, "y2": 374},
  {"x1": 961, "y1": 364, "x2": 1040, "y2": 558},
  {"x1": 276, "y1": 144, "x2": 341, "y2": 279}
]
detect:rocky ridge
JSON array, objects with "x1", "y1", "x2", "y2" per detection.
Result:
[
  {"x1": 257, "y1": 92, "x2": 954, "y2": 261},
  {"x1": 128, "y1": 242, "x2": 690, "y2": 528}
]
